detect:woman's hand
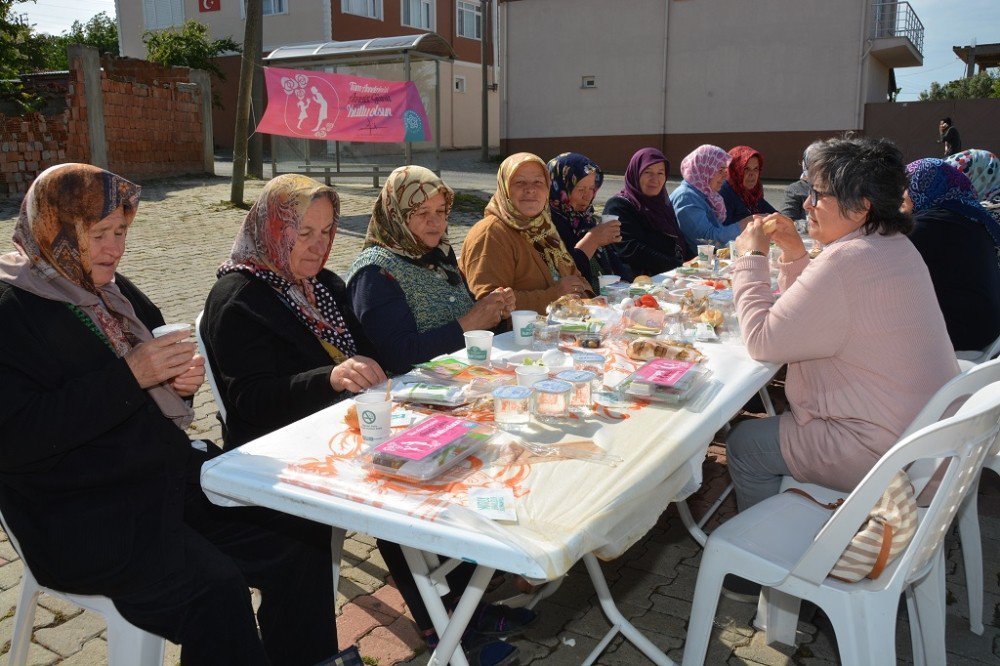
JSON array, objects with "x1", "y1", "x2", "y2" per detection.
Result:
[
  {"x1": 733, "y1": 217, "x2": 770, "y2": 257},
  {"x1": 459, "y1": 287, "x2": 516, "y2": 331},
  {"x1": 556, "y1": 274, "x2": 592, "y2": 298},
  {"x1": 761, "y1": 213, "x2": 807, "y2": 262},
  {"x1": 169, "y1": 354, "x2": 206, "y2": 397},
  {"x1": 125, "y1": 331, "x2": 198, "y2": 389},
  {"x1": 329, "y1": 355, "x2": 387, "y2": 393},
  {"x1": 576, "y1": 219, "x2": 622, "y2": 257}
]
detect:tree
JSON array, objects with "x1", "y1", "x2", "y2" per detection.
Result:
[
  {"x1": 0, "y1": 0, "x2": 45, "y2": 111},
  {"x1": 919, "y1": 71, "x2": 1000, "y2": 101},
  {"x1": 143, "y1": 20, "x2": 240, "y2": 80},
  {"x1": 26, "y1": 12, "x2": 119, "y2": 72}
]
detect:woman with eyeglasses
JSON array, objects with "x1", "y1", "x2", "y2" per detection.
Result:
[
  {"x1": 724, "y1": 137, "x2": 958, "y2": 516},
  {"x1": 720, "y1": 145, "x2": 777, "y2": 225},
  {"x1": 669, "y1": 144, "x2": 750, "y2": 256},
  {"x1": 460, "y1": 153, "x2": 592, "y2": 315}
]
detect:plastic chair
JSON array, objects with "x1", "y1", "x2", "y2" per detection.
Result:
[
  {"x1": 682, "y1": 382, "x2": 1000, "y2": 666},
  {"x1": 195, "y1": 310, "x2": 227, "y2": 424},
  {"x1": 0, "y1": 508, "x2": 165, "y2": 666},
  {"x1": 955, "y1": 331, "x2": 1000, "y2": 364}
]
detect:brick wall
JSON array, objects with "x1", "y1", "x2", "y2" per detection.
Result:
[{"x1": 0, "y1": 52, "x2": 209, "y2": 200}]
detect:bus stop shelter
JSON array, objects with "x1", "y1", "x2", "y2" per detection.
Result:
[{"x1": 264, "y1": 33, "x2": 456, "y2": 185}]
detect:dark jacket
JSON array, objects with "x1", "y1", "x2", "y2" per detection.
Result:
[
  {"x1": 721, "y1": 180, "x2": 776, "y2": 225},
  {"x1": 0, "y1": 278, "x2": 194, "y2": 595},
  {"x1": 908, "y1": 208, "x2": 1000, "y2": 351},
  {"x1": 201, "y1": 269, "x2": 376, "y2": 450},
  {"x1": 602, "y1": 195, "x2": 686, "y2": 276},
  {"x1": 550, "y1": 211, "x2": 632, "y2": 286},
  {"x1": 782, "y1": 179, "x2": 810, "y2": 222}
]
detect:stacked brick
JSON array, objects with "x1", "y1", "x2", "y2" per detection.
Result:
[{"x1": 0, "y1": 113, "x2": 74, "y2": 199}]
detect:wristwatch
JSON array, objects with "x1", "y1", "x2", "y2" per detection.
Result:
[{"x1": 743, "y1": 250, "x2": 766, "y2": 257}]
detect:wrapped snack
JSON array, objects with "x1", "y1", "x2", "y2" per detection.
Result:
[
  {"x1": 370, "y1": 415, "x2": 496, "y2": 482},
  {"x1": 626, "y1": 338, "x2": 705, "y2": 363},
  {"x1": 392, "y1": 381, "x2": 470, "y2": 407},
  {"x1": 615, "y1": 358, "x2": 712, "y2": 404}
]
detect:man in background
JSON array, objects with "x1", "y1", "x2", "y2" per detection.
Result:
[{"x1": 938, "y1": 117, "x2": 962, "y2": 156}]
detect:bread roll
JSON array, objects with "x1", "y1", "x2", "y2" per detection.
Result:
[
  {"x1": 761, "y1": 217, "x2": 778, "y2": 234},
  {"x1": 626, "y1": 338, "x2": 703, "y2": 363}
]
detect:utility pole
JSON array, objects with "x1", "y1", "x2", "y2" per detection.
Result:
[
  {"x1": 248, "y1": 8, "x2": 264, "y2": 179},
  {"x1": 231, "y1": 0, "x2": 262, "y2": 205},
  {"x1": 480, "y1": 0, "x2": 490, "y2": 162}
]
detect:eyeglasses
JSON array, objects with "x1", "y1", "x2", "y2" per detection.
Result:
[{"x1": 808, "y1": 185, "x2": 833, "y2": 207}]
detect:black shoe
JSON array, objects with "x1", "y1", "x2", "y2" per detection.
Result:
[{"x1": 721, "y1": 575, "x2": 762, "y2": 604}]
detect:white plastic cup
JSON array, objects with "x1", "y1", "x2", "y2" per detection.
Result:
[
  {"x1": 463, "y1": 330, "x2": 494, "y2": 365},
  {"x1": 600, "y1": 214, "x2": 619, "y2": 224},
  {"x1": 510, "y1": 310, "x2": 536, "y2": 348},
  {"x1": 697, "y1": 244, "x2": 715, "y2": 265},
  {"x1": 515, "y1": 364, "x2": 548, "y2": 387},
  {"x1": 151, "y1": 323, "x2": 191, "y2": 339},
  {"x1": 354, "y1": 393, "x2": 392, "y2": 445},
  {"x1": 598, "y1": 274, "x2": 620, "y2": 289}
]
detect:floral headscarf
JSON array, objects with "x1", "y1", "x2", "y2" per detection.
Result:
[
  {"x1": 726, "y1": 145, "x2": 765, "y2": 213},
  {"x1": 680, "y1": 144, "x2": 731, "y2": 222},
  {"x1": 616, "y1": 148, "x2": 692, "y2": 261},
  {"x1": 218, "y1": 174, "x2": 357, "y2": 362},
  {"x1": 905, "y1": 158, "x2": 1000, "y2": 256},
  {"x1": 945, "y1": 149, "x2": 1000, "y2": 201},
  {"x1": 486, "y1": 153, "x2": 576, "y2": 279},
  {"x1": 0, "y1": 163, "x2": 192, "y2": 429},
  {"x1": 365, "y1": 165, "x2": 461, "y2": 285},
  {"x1": 547, "y1": 152, "x2": 608, "y2": 291}
]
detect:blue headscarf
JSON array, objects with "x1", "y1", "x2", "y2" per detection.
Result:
[{"x1": 905, "y1": 158, "x2": 1000, "y2": 254}]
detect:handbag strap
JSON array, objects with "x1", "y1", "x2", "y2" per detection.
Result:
[
  {"x1": 868, "y1": 521, "x2": 894, "y2": 579},
  {"x1": 783, "y1": 487, "x2": 845, "y2": 511}
]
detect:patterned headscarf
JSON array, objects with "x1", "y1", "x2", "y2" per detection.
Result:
[
  {"x1": 616, "y1": 147, "x2": 692, "y2": 261},
  {"x1": 0, "y1": 163, "x2": 192, "y2": 429},
  {"x1": 365, "y1": 165, "x2": 461, "y2": 285},
  {"x1": 726, "y1": 145, "x2": 765, "y2": 213},
  {"x1": 485, "y1": 153, "x2": 576, "y2": 279},
  {"x1": 945, "y1": 149, "x2": 1000, "y2": 201},
  {"x1": 905, "y1": 158, "x2": 1000, "y2": 255},
  {"x1": 218, "y1": 174, "x2": 357, "y2": 362},
  {"x1": 680, "y1": 144, "x2": 731, "y2": 222}
]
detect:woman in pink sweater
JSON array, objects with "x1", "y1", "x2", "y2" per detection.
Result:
[{"x1": 727, "y1": 137, "x2": 959, "y2": 512}]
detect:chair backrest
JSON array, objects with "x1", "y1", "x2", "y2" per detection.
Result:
[
  {"x1": 900, "y1": 358, "x2": 1000, "y2": 492},
  {"x1": 957, "y1": 332, "x2": 1000, "y2": 365},
  {"x1": 195, "y1": 311, "x2": 227, "y2": 424},
  {"x1": 787, "y1": 381, "x2": 1000, "y2": 588}
]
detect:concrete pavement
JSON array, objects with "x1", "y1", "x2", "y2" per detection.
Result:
[{"x1": 0, "y1": 156, "x2": 996, "y2": 665}]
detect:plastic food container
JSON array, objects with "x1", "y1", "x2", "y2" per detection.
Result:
[
  {"x1": 493, "y1": 385, "x2": 533, "y2": 430},
  {"x1": 531, "y1": 379, "x2": 573, "y2": 420},
  {"x1": 370, "y1": 415, "x2": 496, "y2": 483},
  {"x1": 556, "y1": 370, "x2": 596, "y2": 412},
  {"x1": 614, "y1": 358, "x2": 713, "y2": 404}
]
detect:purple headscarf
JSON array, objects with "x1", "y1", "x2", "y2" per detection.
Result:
[
  {"x1": 680, "y1": 145, "x2": 731, "y2": 222},
  {"x1": 617, "y1": 148, "x2": 686, "y2": 243}
]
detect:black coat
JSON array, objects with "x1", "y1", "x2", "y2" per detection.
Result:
[
  {"x1": 602, "y1": 196, "x2": 686, "y2": 276},
  {"x1": 201, "y1": 269, "x2": 377, "y2": 450},
  {"x1": 908, "y1": 208, "x2": 1000, "y2": 351},
  {"x1": 0, "y1": 277, "x2": 196, "y2": 595}
]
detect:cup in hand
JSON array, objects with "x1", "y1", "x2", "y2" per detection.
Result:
[
  {"x1": 151, "y1": 323, "x2": 191, "y2": 339},
  {"x1": 464, "y1": 330, "x2": 494, "y2": 365},
  {"x1": 354, "y1": 392, "x2": 392, "y2": 445},
  {"x1": 510, "y1": 310, "x2": 536, "y2": 348},
  {"x1": 600, "y1": 214, "x2": 619, "y2": 224}
]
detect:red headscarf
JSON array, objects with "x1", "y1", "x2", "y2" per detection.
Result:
[{"x1": 726, "y1": 146, "x2": 765, "y2": 213}]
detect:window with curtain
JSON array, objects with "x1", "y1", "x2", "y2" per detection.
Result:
[
  {"x1": 401, "y1": 0, "x2": 434, "y2": 30},
  {"x1": 456, "y1": 1, "x2": 481, "y2": 39},
  {"x1": 242, "y1": 0, "x2": 288, "y2": 17},
  {"x1": 341, "y1": 0, "x2": 383, "y2": 19},
  {"x1": 143, "y1": 0, "x2": 184, "y2": 30}
]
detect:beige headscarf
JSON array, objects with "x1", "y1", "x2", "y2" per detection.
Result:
[
  {"x1": 485, "y1": 153, "x2": 576, "y2": 278},
  {"x1": 0, "y1": 163, "x2": 193, "y2": 429}
]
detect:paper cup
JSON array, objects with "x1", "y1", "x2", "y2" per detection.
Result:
[
  {"x1": 697, "y1": 244, "x2": 715, "y2": 264},
  {"x1": 151, "y1": 323, "x2": 191, "y2": 338},
  {"x1": 464, "y1": 330, "x2": 494, "y2": 365},
  {"x1": 510, "y1": 310, "x2": 536, "y2": 348},
  {"x1": 354, "y1": 393, "x2": 392, "y2": 445},
  {"x1": 515, "y1": 364, "x2": 548, "y2": 387},
  {"x1": 600, "y1": 214, "x2": 619, "y2": 223},
  {"x1": 598, "y1": 274, "x2": 620, "y2": 289}
]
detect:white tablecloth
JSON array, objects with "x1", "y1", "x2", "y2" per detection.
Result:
[{"x1": 201, "y1": 333, "x2": 777, "y2": 581}]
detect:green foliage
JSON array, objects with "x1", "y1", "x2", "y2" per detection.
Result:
[
  {"x1": 0, "y1": 0, "x2": 36, "y2": 80},
  {"x1": 23, "y1": 12, "x2": 119, "y2": 72},
  {"x1": 919, "y1": 70, "x2": 1000, "y2": 101},
  {"x1": 143, "y1": 20, "x2": 240, "y2": 80}
]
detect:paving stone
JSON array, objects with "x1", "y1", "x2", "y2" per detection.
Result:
[
  {"x1": 54, "y1": 636, "x2": 108, "y2": 665},
  {"x1": 524, "y1": 630, "x2": 602, "y2": 664},
  {"x1": 608, "y1": 566, "x2": 673, "y2": 610},
  {"x1": 33, "y1": 610, "x2": 108, "y2": 658},
  {"x1": 0, "y1": 605, "x2": 56, "y2": 655},
  {"x1": 342, "y1": 537, "x2": 376, "y2": 563},
  {"x1": 356, "y1": 615, "x2": 423, "y2": 665},
  {"x1": 337, "y1": 602, "x2": 390, "y2": 651},
  {"x1": 0, "y1": 559, "x2": 25, "y2": 592},
  {"x1": 340, "y1": 565, "x2": 385, "y2": 596},
  {"x1": 36, "y1": 594, "x2": 85, "y2": 623}
]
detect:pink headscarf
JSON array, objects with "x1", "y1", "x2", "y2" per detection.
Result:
[{"x1": 680, "y1": 145, "x2": 731, "y2": 222}]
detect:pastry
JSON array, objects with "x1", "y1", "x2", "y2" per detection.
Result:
[
  {"x1": 626, "y1": 338, "x2": 704, "y2": 363},
  {"x1": 761, "y1": 217, "x2": 778, "y2": 234},
  {"x1": 632, "y1": 275, "x2": 652, "y2": 286},
  {"x1": 700, "y1": 308, "x2": 724, "y2": 328}
]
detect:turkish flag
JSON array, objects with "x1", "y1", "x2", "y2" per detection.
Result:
[{"x1": 199, "y1": 0, "x2": 220, "y2": 12}]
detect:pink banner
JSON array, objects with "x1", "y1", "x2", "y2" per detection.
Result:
[{"x1": 257, "y1": 66, "x2": 432, "y2": 143}]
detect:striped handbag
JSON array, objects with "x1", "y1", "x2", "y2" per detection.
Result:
[{"x1": 785, "y1": 470, "x2": 918, "y2": 582}]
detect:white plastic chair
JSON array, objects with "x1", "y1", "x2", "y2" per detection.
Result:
[
  {"x1": 195, "y1": 310, "x2": 227, "y2": 424},
  {"x1": 0, "y1": 508, "x2": 165, "y2": 666},
  {"x1": 955, "y1": 331, "x2": 1000, "y2": 364},
  {"x1": 682, "y1": 382, "x2": 1000, "y2": 666}
]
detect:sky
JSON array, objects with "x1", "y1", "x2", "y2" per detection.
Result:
[{"x1": 14, "y1": 0, "x2": 1000, "y2": 100}]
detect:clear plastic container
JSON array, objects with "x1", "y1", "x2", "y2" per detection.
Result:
[
  {"x1": 614, "y1": 358, "x2": 713, "y2": 404},
  {"x1": 556, "y1": 370, "x2": 596, "y2": 413},
  {"x1": 492, "y1": 385, "x2": 533, "y2": 431},
  {"x1": 531, "y1": 379, "x2": 573, "y2": 420},
  {"x1": 369, "y1": 415, "x2": 496, "y2": 483}
]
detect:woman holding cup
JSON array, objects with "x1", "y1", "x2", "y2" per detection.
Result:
[
  {"x1": 602, "y1": 147, "x2": 693, "y2": 276},
  {"x1": 347, "y1": 165, "x2": 515, "y2": 375},
  {"x1": 546, "y1": 152, "x2": 631, "y2": 292}
]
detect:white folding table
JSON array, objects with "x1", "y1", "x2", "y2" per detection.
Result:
[{"x1": 201, "y1": 333, "x2": 777, "y2": 665}]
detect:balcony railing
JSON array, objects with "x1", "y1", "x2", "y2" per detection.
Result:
[{"x1": 872, "y1": 1, "x2": 924, "y2": 57}]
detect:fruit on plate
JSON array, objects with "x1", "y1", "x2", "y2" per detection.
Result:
[
  {"x1": 626, "y1": 338, "x2": 705, "y2": 362},
  {"x1": 636, "y1": 294, "x2": 659, "y2": 309},
  {"x1": 700, "y1": 308, "x2": 724, "y2": 328}
]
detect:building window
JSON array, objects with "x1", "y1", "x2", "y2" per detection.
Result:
[
  {"x1": 143, "y1": 0, "x2": 184, "y2": 30},
  {"x1": 456, "y1": 1, "x2": 481, "y2": 39},
  {"x1": 401, "y1": 0, "x2": 434, "y2": 30},
  {"x1": 454, "y1": 75, "x2": 466, "y2": 93},
  {"x1": 341, "y1": 0, "x2": 383, "y2": 19},
  {"x1": 242, "y1": 0, "x2": 288, "y2": 17}
]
